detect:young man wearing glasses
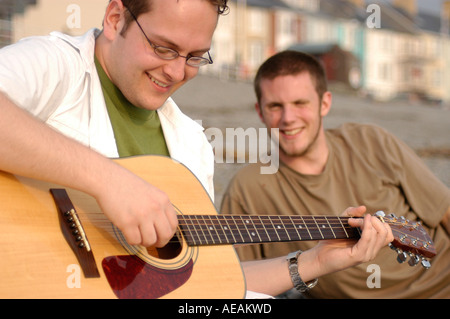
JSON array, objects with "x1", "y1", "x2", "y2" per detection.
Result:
[
  {"x1": 0, "y1": 0, "x2": 392, "y2": 298},
  {"x1": 0, "y1": 0, "x2": 220, "y2": 248}
]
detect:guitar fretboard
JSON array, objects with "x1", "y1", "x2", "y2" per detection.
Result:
[{"x1": 178, "y1": 215, "x2": 361, "y2": 246}]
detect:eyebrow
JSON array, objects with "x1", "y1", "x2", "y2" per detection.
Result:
[
  {"x1": 292, "y1": 98, "x2": 310, "y2": 104},
  {"x1": 151, "y1": 33, "x2": 211, "y2": 55},
  {"x1": 266, "y1": 98, "x2": 310, "y2": 106}
]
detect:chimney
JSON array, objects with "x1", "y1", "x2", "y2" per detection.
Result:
[
  {"x1": 442, "y1": 1, "x2": 450, "y2": 34},
  {"x1": 444, "y1": 1, "x2": 450, "y2": 20},
  {"x1": 393, "y1": 0, "x2": 417, "y2": 17}
]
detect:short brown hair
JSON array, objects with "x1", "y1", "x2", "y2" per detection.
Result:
[
  {"x1": 120, "y1": 0, "x2": 229, "y2": 34},
  {"x1": 254, "y1": 50, "x2": 328, "y2": 103}
]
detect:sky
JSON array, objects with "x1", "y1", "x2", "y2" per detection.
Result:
[{"x1": 416, "y1": 0, "x2": 444, "y2": 14}]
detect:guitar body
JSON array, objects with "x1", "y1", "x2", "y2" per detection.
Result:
[{"x1": 0, "y1": 156, "x2": 246, "y2": 299}]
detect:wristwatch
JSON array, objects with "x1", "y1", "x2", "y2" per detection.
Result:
[{"x1": 287, "y1": 250, "x2": 318, "y2": 292}]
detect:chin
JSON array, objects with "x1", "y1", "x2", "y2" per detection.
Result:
[{"x1": 136, "y1": 95, "x2": 170, "y2": 110}]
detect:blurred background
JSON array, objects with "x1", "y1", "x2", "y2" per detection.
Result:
[{"x1": 1, "y1": 0, "x2": 448, "y2": 206}]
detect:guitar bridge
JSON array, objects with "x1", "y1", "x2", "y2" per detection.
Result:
[{"x1": 50, "y1": 188, "x2": 100, "y2": 278}]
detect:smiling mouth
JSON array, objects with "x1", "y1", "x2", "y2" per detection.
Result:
[
  {"x1": 148, "y1": 74, "x2": 169, "y2": 88},
  {"x1": 282, "y1": 128, "x2": 302, "y2": 136}
]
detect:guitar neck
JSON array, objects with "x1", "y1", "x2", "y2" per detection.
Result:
[{"x1": 178, "y1": 215, "x2": 361, "y2": 246}]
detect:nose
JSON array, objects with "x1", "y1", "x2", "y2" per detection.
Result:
[
  {"x1": 162, "y1": 57, "x2": 189, "y2": 83},
  {"x1": 281, "y1": 104, "x2": 297, "y2": 124}
]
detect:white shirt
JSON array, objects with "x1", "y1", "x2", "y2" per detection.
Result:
[{"x1": 0, "y1": 28, "x2": 214, "y2": 200}]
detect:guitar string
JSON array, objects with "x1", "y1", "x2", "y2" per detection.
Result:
[
  {"x1": 179, "y1": 216, "x2": 357, "y2": 244},
  {"x1": 177, "y1": 224, "x2": 429, "y2": 244},
  {"x1": 79, "y1": 211, "x2": 419, "y2": 230},
  {"x1": 176, "y1": 216, "x2": 430, "y2": 244},
  {"x1": 177, "y1": 215, "x2": 425, "y2": 231}
]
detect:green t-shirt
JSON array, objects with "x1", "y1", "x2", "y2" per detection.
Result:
[{"x1": 95, "y1": 57, "x2": 169, "y2": 158}]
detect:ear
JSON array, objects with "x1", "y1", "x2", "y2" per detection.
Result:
[
  {"x1": 102, "y1": 0, "x2": 126, "y2": 40},
  {"x1": 255, "y1": 102, "x2": 265, "y2": 123},
  {"x1": 320, "y1": 91, "x2": 332, "y2": 117}
]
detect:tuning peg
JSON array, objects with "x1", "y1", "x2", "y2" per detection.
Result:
[
  {"x1": 396, "y1": 250, "x2": 408, "y2": 263},
  {"x1": 375, "y1": 211, "x2": 385, "y2": 217},
  {"x1": 421, "y1": 258, "x2": 431, "y2": 269},
  {"x1": 408, "y1": 254, "x2": 420, "y2": 267}
]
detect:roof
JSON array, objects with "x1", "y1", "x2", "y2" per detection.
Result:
[
  {"x1": 288, "y1": 42, "x2": 340, "y2": 54},
  {"x1": 230, "y1": 0, "x2": 290, "y2": 10}
]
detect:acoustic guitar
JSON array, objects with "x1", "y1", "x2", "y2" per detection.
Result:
[{"x1": 0, "y1": 156, "x2": 436, "y2": 299}]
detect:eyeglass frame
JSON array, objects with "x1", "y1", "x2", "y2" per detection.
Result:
[{"x1": 124, "y1": 6, "x2": 213, "y2": 67}]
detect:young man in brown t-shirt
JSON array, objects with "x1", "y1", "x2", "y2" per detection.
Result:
[{"x1": 221, "y1": 50, "x2": 450, "y2": 298}]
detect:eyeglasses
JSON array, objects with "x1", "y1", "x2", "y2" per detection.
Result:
[{"x1": 125, "y1": 7, "x2": 213, "y2": 67}]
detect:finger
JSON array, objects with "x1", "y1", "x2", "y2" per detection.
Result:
[
  {"x1": 351, "y1": 215, "x2": 377, "y2": 261},
  {"x1": 122, "y1": 226, "x2": 144, "y2": 246},
  {"x1": 363, "y1": 215, "x2": 382, "y2": 259},
  {"x1": 370, "y1": 215, "x2": 394, "y2": 247},
  {"x1": 341, "y1": 205, "x2": 366, "y2": 217},
  {"x1": 153, "y1": 208, "x2": 178, "y2": 248},
  {"x1": 347, "y1": 206, "x2": 368, "y2": 228},
  {"x1": 138, "y1": 221, "x2": 158, "y2": 247},
  {"x1": 358, "y1": 215, "x2": 393, "y2": 260},
  {"x1": 167, "y1": 205, "x2": 179, "y2": 233}
]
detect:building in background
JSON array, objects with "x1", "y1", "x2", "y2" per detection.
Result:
[
  {"x1": 1, "y1": 0, "x2": 449, "y2": 103},
  {"x1": 211, "y1": 0, "x2": 450, "y2": 103}
]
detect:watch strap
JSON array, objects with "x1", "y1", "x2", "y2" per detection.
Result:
[{"x1": 287, "y1": 250, "x2": 318, "y2": 293}]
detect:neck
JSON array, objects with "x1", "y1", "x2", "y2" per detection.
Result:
[
  {"x1": 94, "y1": 33, "x2": 115, "y2": 82},
  {"x1": 178, "y1": 214, "x2": 360, "y2": 246}
]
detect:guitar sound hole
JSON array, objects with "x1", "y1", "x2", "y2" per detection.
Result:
[{"x1": 146, "y1": 232, "x2": 182, "y2": 260}]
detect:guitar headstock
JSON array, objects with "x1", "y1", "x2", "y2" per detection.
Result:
[{"x1": 375, "y1": 211, "x2": 436, "y2": 269}]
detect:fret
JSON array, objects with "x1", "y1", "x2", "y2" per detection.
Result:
[
  {"x1": 196, "y1": 215, "x2": 208, "y2": 245},
  {"x1": 237, "y1": 216, "x2": 255, "y2": 243},
  {"x1": 288, "y1": 216, "x2": 302, "y2": 241},
  {"x1": 202, "y1": 215, "x2": 215, "y2": 245},
  {"x1": 257, "y1": 216, "x2": 271, "y2": 242},
  {"x1": 243, "y1": 215, "x2": 260, "y2": 243},
  {"x1": 311, "y1": 216, "x2": 325, "y2": 239},
  {"x1": 332, "y1": 217, "x2": 351, "y2": 238},
  {"x1": 315, "y1": 216, "x2": 336, "y2": 239},
  {"x1": 265, "y1": 216, "x2": 281, "y2": 242},
  {"x1": 212, "y1": 215, "x2": 231, "y2": 244},
  {"x1": 337, "y1": 217, "x2": 360, "y2": 238},
  {"x1": 222, "y1": 216, "x2": 237, "y2": 244},
  {"x1": 337, "y1": 217, "x2": 350, "y2": 238},
  {"x1": 206, "y1": 215, "x2": 219, "y2": 244},
  {"x1": 191, "y1": 216, "x2": 205, "y2": 245},
  {"x1": 262, "y1": 216, "x2": 284, "y2": 242},
  {"x1": 276, "y1": 216, "x2": 291, "y2": 241},
  {"x1": 231, "y1": 216, "x2": 245, "y2": 244},
  {"x1": 180, "y1": 215, "x2": 196, "y2": 245},
  {"x1": 299, "y1": 216, "x2": 313, "y2": 240},
  {"x1": 325, "y1": 216, "x2": 336, "y2": 239}
]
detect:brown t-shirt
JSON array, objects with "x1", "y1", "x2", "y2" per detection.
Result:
[{"x1": 221, "y1": 123, "x2": 450, "y2": 298}]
